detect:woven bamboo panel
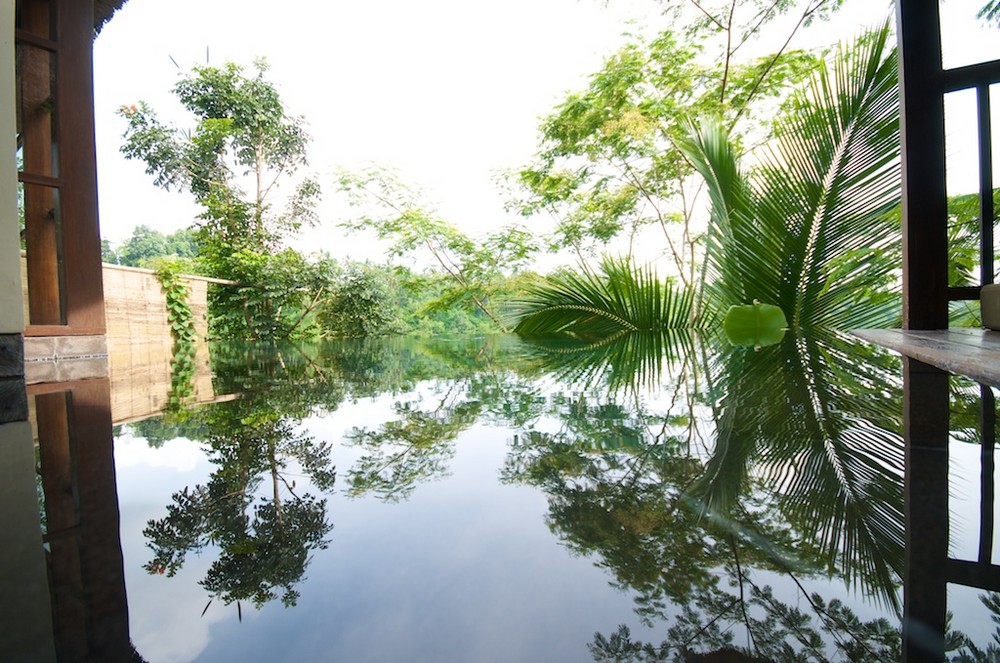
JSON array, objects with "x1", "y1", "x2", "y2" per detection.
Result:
[{"x1": 102, "y1": 265, "x2": 207, "y2": 343}]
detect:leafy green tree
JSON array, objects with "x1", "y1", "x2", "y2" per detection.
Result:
[
  {"x1": 209, "y1": 248, "x2": 336, "y2": 340},
  {"x1": 508, "y1": 5, "x2": 825, "y2": 300},
  {"x1": 319, "y1": 262, "x2": 404, "y2": 338},
  {"x1": 101, "y1": 238, "x2": 119, "y2": 264},
  {"x1": 118, "y1": 59, "x2": 327, "y2": 340},
  {"x1": 119, "y1": 59, "x2": 317, "y2": 255},
  {"x1": 338, "y1": 165, "x2": 538, "y2": 332},
  {"x1": 113, "y1": 224, "x2": 199, "y2": 268}
]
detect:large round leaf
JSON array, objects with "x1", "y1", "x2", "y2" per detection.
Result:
[{"x1": 723, "y1": 301, "x2": 787, "y2": 348}]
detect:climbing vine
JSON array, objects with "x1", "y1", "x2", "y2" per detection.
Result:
[{"x1": 155, "y1": 259, "x2": 198, "y2": 410}]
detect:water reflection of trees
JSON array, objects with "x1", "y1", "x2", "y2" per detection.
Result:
[
  {"x1": 131, "y1": 338, "x2": 539, "y2": 610},
  {"x1": 344, "y1": 390, "x2": 473, "y2": 502},
  {"x1": 134, "y1": 344, "x2": 345, "y2": 612},
  {"x1": 142, "y1": 392, "x2": 336, "y2": 611},
  {"x1": 504, "y1": 331, "x2": 916, "y2": 660},
  {"x1": 127, "y1": 334, "x2": 997, "y2": 657}
]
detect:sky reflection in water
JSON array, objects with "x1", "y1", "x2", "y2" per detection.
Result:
[{"x1": 111, "y1": 333, "x2": 1000, "y2": 662}]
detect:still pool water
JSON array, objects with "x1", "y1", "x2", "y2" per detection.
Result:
[{"x1": 24, "y1": 333, "x2": 1000, "y2": 661}]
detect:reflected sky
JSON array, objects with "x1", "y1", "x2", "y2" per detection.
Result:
[
  {"x1": 101, "y1": 334, "x2": 1000, "y2": 662},
  {"x1": 118, "y1": 411, "x2": 649, "y2": 662}
]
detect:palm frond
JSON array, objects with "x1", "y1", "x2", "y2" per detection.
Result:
[
  {"x1": 512, "y1": 257, "x2": 695, "y2": 336},
  {"x1": 681, "y1": 23, "x2": 901, "y2": 331}
]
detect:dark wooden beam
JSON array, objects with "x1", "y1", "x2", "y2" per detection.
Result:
[
  {"x1": 897, "y1": 1, "x2": 949, "y2": 329},
  {"x1": 943, "y1": 57, "x2": 1000, "y2": 92},
  {"x1": 902, "y1": 358, "x2": 950, "y2": 663},
  {"x1": 20, "y1": 0, "x2": 62, "y2": 326},
  {"x1": 978, "y1": 84, "x2": 994, "y2": 287},
  {"x1": 56, "y1": 0, "x2": 105, "y2": 332}
]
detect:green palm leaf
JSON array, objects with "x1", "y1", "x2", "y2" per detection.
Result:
[
  {"x1": 680, "y1": 23, "x2": 901, "y2": 331},
  {"x1": 512, "y1": 257, "x2": 696, "y2": 336}
]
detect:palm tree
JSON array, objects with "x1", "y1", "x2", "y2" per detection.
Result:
[
  {"x1": 679, "y1": 22, "x2": 901, "y2": 331},
  {"x1": 513, "y1": 23, "x2": 901, "y2": 335},
  {"x1": 512, "y1": 257, "x2": 696, "y2": 335}
]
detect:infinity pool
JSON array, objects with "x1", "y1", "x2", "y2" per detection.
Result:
[{"x1": 21, "y1": 333, "x2": 1000, "y2": 661}]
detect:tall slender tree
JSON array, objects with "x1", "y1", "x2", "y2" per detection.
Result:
[{"x1": 119, "y1": 59, "x2": 329, "y2": 340}]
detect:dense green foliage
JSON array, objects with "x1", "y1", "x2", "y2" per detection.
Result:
[
  {"x1": 153, "y1": 258, "x2": 198, "y2": 408},
  {"x1": 512, "y1": 21, "x2": 904, "y2": 336},
  {"x1": 119, "y1": 59, "x2": 328, "y2": 341},
  {"x1": 318, "y1": 263, "x2": 403, "y2": 338},
  {"x1": 207, "y1": 248, "x2": 336, "y2": 340},
  {"x1": 110, "y1": 225, "x2": 199, "y2": 268},
  {"x1": 947, "y1": 189, "x2": 1000, "y2": 326}
]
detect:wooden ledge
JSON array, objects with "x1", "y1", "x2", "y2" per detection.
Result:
[{"x1": 852, "y1": 328, "x2": 1000, "y2": 387}]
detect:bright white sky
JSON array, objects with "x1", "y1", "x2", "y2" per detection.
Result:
[{"x1": 91, "y1": 0, "x2": 995, "y2": 266}]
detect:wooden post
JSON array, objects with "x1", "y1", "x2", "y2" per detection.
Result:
[
  {"x1": 896, "y1": 1, "x2": 949, "y2": 329},
  {"x1": 902, "y1": 358, "x2": 949, "y2": 662},
  {"x1": 20, "y1": 0, "x2": 62, "y2": 325},
  {"x1": 55, "y1": 0, "x2": 105, "y2": 332},
  {"x1": 18, "y1": 0, "x2": 106, "y2": 334}
]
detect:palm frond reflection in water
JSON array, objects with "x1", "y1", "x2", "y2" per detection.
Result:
[
  {"x1": 689, "y1": 332, "x2": 905, "y2": 610},
  {"x1": 520, "y1": 329, "x2": 697, "y2": 395},
  {"x1": 508, "y1": 329, "x2": 907, "y2": 658}
]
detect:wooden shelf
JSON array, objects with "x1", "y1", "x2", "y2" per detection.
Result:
[{"x1": 852, "y1": 328, "x2": 1000, "y2": 386}]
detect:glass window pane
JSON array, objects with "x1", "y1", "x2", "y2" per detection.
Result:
[
  {"x1": 945, "y1": 88, "x2": 981, "y2": 287},
  {"x1": 940, "y1": 1, "x2": 1000, "y2": 70}
]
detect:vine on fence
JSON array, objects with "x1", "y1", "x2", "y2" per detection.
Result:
[{"x1": 155, "y1": 259, "x2": 198, "y2": 410}]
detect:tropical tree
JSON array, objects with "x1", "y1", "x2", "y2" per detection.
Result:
[
  {"x1": 338, "y1": 165, "x2": 538, "y2": 332},
  {"x1": 118, "y1": 59, "x2": 329, "y2": 340},
  {"x1": 514, "y1": 23, "x2": 901, "y2": 335},
  {"x1": 507, "y1": 0, "x2": 844, "y2": 288},
  {"x1": 113, "y1": 225, "x2": 199, "y2": 268},
  {"x1": 318, "y1": 262, "x2": 404, "y2": 338},
  {"x1": 119, "y1": 59, "x2": 318, "y2": 255},
  {"x1": 679, "y1": 23, "x2": 900, "y2": 330}
]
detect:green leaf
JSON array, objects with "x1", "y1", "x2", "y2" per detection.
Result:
[
  {"x1": 723, "y1": 301, "x2": 787, "y2": 348},
  {"x1": 511, "y1": 257, "x2": 697, "y2": 336}
]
